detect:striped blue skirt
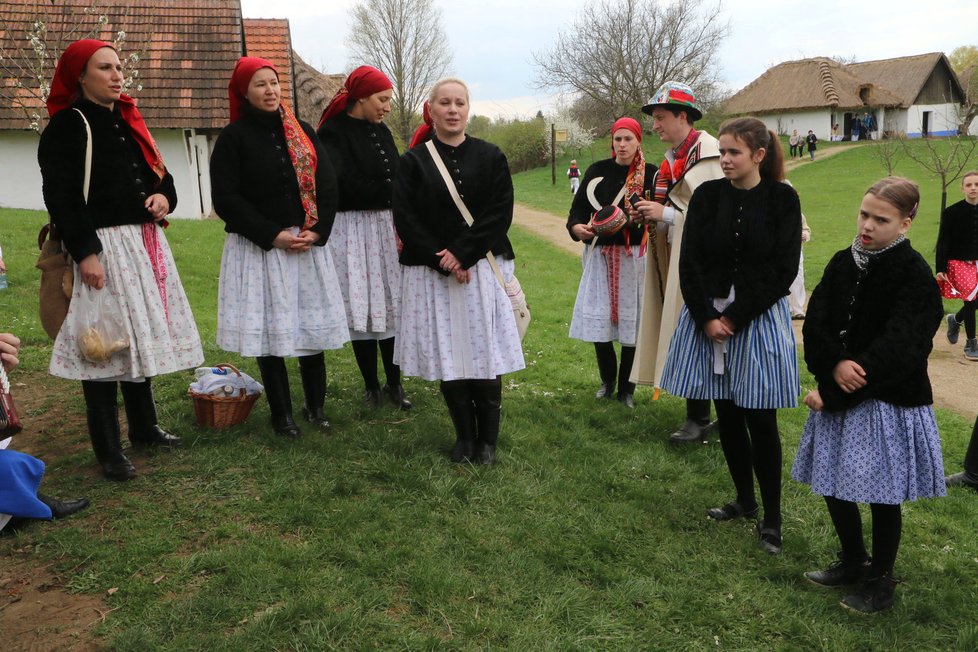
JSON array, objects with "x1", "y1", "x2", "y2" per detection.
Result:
[{"x1": 660, "y1": 297, "x2": 799, "y2": 409}]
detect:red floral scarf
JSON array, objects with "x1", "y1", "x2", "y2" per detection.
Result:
[
  {"x1": 280, "y1": 104, "x2": 319, "y2": 230},
  {"x1": 653, "y1": 128, "x2": 699, "y2": 205}
]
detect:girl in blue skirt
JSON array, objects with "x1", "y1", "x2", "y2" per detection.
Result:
[
  {"x1": 792, "y1": 177, "x2": 944, "y2": 613},
  {"x1": 660, "y1": 117, "x2": 801, "y2": 555}
]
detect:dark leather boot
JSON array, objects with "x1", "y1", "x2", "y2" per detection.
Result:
[
  {"x1": 298, "y1": 353, "x2": 330, "y2": 430},
  {"x1": 120, "y1": 379, "x2": 182, "y2": 448},
  {"x1": 670, "y1": 399, "x2": 714, "y2": 443},
  {"x1": 37, "y1": 493, "x2": 90, "y2": 519},
  {"x1": 256, "y1": 356, "x2": 300, "y2": 438},
  {"x1": 379, "y1": 337, "x2": 411, "y2": 410},
  {"x1": 472, "y1": 380, "x2": 502, "y2": 465},
  {"x1": 617, "y1": 346, "x2": 636, "y2": 408},
  {"x1": 841, "y1": 573, "x2": 898, "y2": 613},
  {"x1": 441, "y1": 381, "x2": 476, "y2": 463},
  {"x1": 82, "y1": 381, "x2": 136, "y2": 481},
  {"x1": 594, "y1": 342, "x2": 616, "y2": 399}
]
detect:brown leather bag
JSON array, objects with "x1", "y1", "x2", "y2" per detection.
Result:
[{"x1": 36, "y1": 223, "x2": 73, "y2": 340}]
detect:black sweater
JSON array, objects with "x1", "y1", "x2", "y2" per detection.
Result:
[
  {"x1": 803, "y1": 241, "x2": 942, "y2": 412},
  {"x1": 680, "y1": 178, "x2": 801, "y2": 330},
  {"x1": 566, "y1": 158, "x2": 657, "y2": 247},
  {"x1": 210, "y1": 104, "x2": 337, "y2": 250},
  {"x1": 393, "y1": 136, "x2": 514, "y2": 273},
  {"x1": 317, "y1": 112, "x2": 398, "y2": 211},
  {"x1": 37, "y1": 99, "x2": 178, "y2": 263},
  {"x1": 935, "y1": 199, "x2": 978, "y2": 273}
]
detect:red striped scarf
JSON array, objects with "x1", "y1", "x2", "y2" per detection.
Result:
[{"x1": 653, "y1": 128, "x2": 699, "y2": 205}]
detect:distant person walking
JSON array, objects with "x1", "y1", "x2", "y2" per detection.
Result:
[
  {"x1": 936, "y1": 170, "x2": 978, "y2": 360},
  {"x1": 567, "y1": 159, "x2": 581, "y2": 194},
  {"x1": 806, "y1": 130, "x2": 817, "y2": 160},
  {"x1": 788, "y1": 130, "x2": 800, "y2": 158}
]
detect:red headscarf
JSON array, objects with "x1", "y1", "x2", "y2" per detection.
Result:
[
  {"x1": 408, "y1": 101, "x2": 433, "y2": 149},
  {"x1": 610, "y1": 117, "x2": 642, "y2": 151},
  {"x1": 227, "y1": 57, "x2": 321, "y2": 231},
  {"x1": 317, "y1": 65, "x2": 393, "y2": 129},
  {"x1": 47, "y1": 39, "x2": 165, "y2": 180}
]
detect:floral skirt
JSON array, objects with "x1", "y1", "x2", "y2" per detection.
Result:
[
  {"x1": 328, "y1": 209, "x2": 400, "y2": 341},
  {"x1": 569, "y1": 244, "x2": 646, "y2": 345},
  {"x1": 792, "y1": 399, "x2": 946, "y2": 504},
  {"x1": 395, "y1": 258, "x2": 525, "y2": 381},
  {"x1": 50, "y1": 224, "x2": 203, "y2": 381},
  {"x1": 217, "y1": 231, "x2": 350, "y2": 357}
]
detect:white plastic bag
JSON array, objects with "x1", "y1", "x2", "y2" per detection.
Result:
[{"x1": 75, "y1": 284, "x2": 129, "y2": 363}]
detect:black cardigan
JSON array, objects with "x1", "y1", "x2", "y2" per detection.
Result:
[
  {"x1": 566, "y1": 157, "x2": 657, "y2": 247},
  {"x1": 37, "y1": 99, "x2": 178, "y2": 263},
  {"x1": 935, "y1": 199, "x2": 978, "y2": 273},
  {"x1": 803, "y1": 240, "x2": 942, "y2": 412},
  {"x1": 317, "y1": 112, "x2": 398, "y2": 211},
  {"x1": 210, "y1": 104, "x2": 337, "y2": 250},
  {"x1": 392, "y1": 136, "x2": 514, "y2": 273},
  {"x1": 679, "y1": 178, "x2": 801, "y2": 330}
]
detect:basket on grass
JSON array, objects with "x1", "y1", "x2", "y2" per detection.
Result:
[{"x1": 188, "y1": 363, "x2": 261, "y2": 428}]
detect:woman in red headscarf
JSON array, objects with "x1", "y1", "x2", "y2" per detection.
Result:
[
  {"x1": 37, "y1": 40, "x2": 203, "y2": 481},
  {"x1": 317, "y1": 66, "x2": 410, "y2": 410},
  {"x1": 566, "y1": 117, "x2": 656, "y2": 408},
  {"x1": 210, "y1": 57, "x2": 348, "y2": 438}
]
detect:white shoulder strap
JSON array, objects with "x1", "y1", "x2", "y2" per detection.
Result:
[
  {"x1": 72, "y1": 108, "x2": 93, "y2": 204},
  {"x1": 424, "y1": 139, "x2": 507, "y2": 286}
]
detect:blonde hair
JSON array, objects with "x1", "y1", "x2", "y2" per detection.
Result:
[
  {"x1": 428, "y1": 77, "x2": 469, "y2": 104},
  {"x1": 962, "y1": 170, "x2": 978, "y2": 184}
]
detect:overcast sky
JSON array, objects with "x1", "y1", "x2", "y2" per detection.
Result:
[{"x1": 241, "y1": 0, "x2": 976, "y2": 118}]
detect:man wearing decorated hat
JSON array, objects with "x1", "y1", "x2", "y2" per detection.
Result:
[{"x1": 630, "y1": 80, "x2": 723, "y2": 444}]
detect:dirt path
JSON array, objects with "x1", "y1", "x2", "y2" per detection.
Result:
[{"x1": 513, "y1": 201, "x2": 976, "y2": 419}]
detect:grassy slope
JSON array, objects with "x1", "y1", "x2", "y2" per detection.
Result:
[{"x1": 1, "y1": 141, "x2": 977, "y2": 649}]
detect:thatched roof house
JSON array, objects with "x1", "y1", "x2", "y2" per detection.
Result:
[
  {"x1": 0, "y1": 0, "x2": 344, "y2": 217},
  {"x1": 724, "y1": 53, "x2": 966, "y2": 141}
]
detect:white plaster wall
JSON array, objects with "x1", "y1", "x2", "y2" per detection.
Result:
[
  {"x1": 758, "y1": 110, "x2": 833, "y2": 141},
  {"x1": 0, "y1": 129, "x2": 206, "y2": 218},
  {"x1": 904, "y1": 103, "x2": 960, "y2": 137},
  {"x1": 0, "y1": 131, "x2": 45, "y2": 212}
]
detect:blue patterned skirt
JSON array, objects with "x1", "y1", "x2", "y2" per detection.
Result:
[
  {"x1": 659, "y1": 297, "x2": 799, "y2": 408},
  {"x1": 792, "y1": 400, "x2": 946, "y2": 504}
]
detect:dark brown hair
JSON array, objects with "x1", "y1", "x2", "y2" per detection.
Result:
[
  {"x1": 718, "y1": 117, "x2": 785, "y2": 182},
  {"x1": 865, "y1": 176, "x2": 920, "y2": 219}
]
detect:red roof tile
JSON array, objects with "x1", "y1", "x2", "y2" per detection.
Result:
[{"x1": 242, "y1": 18, "x2": 293, "y2": 109}]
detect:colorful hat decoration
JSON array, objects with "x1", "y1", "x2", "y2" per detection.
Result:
[{"x1": 641, "y1": 81, "x2": 702, "y2": 121}]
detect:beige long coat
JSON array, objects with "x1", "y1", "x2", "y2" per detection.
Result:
[{"x1": 630, "y1": 131, "x2": 722, "y2": 391}]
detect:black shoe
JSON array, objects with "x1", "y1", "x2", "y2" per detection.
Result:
[
  {"x1": 363, "y1": 387, "x2": 384, "y2": 409},
  {"x1": 617, "y1": 392, "x2": 635, "y2": 409},
  {"x1": 300, "y1": 405, "x2": 330, "y2": 430},
  {"x1": 841, "y1": 574, "x2": 898, "y2": 613},
  {"x1": 756, "y1": 523, "x2": 782, "y2": 555},
  {"x1": 945, "y1": 471, "x2": 978, "y2": 489},
  {"x1": 130, "y1": 425, "x2": 182, "y2": 449},
  {"x1": 383, "y1": 384, "x2": 413, "y2": 410},
  {"x1": 706, "y1": 500, "x2": 759, "y2": 522},
  {"x1": 473, "y1": 442, "x2": 497, "y2": 465},
  {"x1": 805, "y1": 553, "x2": 871, "y2": 587},
  {"x1": 120, "y1": 380, "x2": 182, "y2": 449},
  {"x1": 670, "y1": 419, "x2": 712, "y2": 444},
  {"x1": 947, "y1": 314, "x2": 961, "y2": 345},
  {"x1": 272, "y1": 414, "x2": 301, "y2": 438},
  {"x1": 37, "y1": 493, "x2": 90, "y2": 519},
  {"x1": 101, "y1": 454, "x2": 137, "y2": 481},
  {"x1": 450, "y1": 438, "x2": 474, "y2": 463},
  {"x1": 595, "y1": 383, "x2": 615, "y2": 399}
]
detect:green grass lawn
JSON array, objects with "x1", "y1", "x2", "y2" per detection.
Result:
[{"x1": 2, "y1": 154, "x2": 978, "y2": 650}]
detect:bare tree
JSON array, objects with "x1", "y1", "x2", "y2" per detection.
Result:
[
  {"x1": 901, "y1": 135, "x2": 978, "y2": 212},
  {"x1": 532, "y1": 0, "x2": 728, "y2": 125},
  {"x1": 0, "y1": 2, "x2": 144, "y2": 133},
  {"x1": 948, "y1": 46, "x2": 978, "y2": 134},
  {"x1": 872, "y1": 135, "x2": 905, "y2": 175},
  {"x1": 346, "y1": 0, "x2": 452, "y2": 145}
]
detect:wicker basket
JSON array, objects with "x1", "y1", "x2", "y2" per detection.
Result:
[{"x1": 188, "y1": 363, "x2": 261, "y2": 429}]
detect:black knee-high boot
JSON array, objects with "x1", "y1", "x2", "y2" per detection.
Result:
[
  {"x1": 256, "y1": 356, "x2": 300, "y2": 438},
  {"x1": 617, "y1": 345, "x2": 636, "y2": 408},
  {"x1": 298, "y1": 353, "x2": 329, "y2": 430},
  {"x1": 379, "y1": 337, "x2": 411, "y2": 409},
  {"x1": 441, "y1": 380, "x2": 476, "y2": 463},
  {"x1": 472, "y1": 378, "x2": 502, "y2": 465},
  {"x1": 82, "y1": 380, "x2": 136, "y2": 481},
  {"x1": 120, "y1": 378, "x2": 181, "y2": 448},
  {"x1": 594, "y1": 342, "x2": 617, "y2": 399},
  {"x1": 351, "y1": 340, "x2": 382, "y2": 407}
]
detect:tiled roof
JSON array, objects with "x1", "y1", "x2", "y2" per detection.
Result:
[
  {"x1": 0, "y1": 0, "x2": 243, "y2": 130},
  {"x1": 242, "y1": 18, "x2": 293, "y2": 109}
]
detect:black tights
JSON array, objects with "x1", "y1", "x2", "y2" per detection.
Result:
[
  {"x1": 823, "y1": 496, "x2": 902, "y2": 575},
  {"x1": 351, "y1": 337, "x2": 400, "y2": 390},
  {"x1": 714, "y1": 400, "x2": 782, "y2": 528},
  {"x1": 593, "y1": 342, "x2": 636, "y2": 395},
  {"x1": 955, "y1": 299, "x2": 978, "y2": 340}
]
